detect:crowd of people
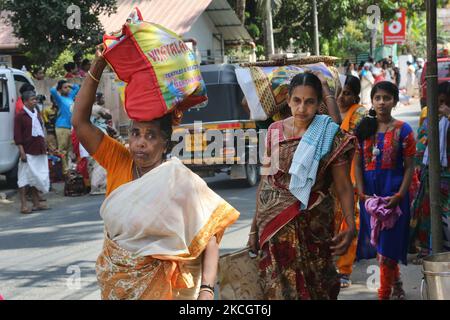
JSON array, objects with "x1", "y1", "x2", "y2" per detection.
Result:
[
  {"x1": 11, "y1": 49, "x2": 450, "y2": 301},
  {"x1": 247, "y1": 71, "x2": 450, "y2": 300},
  {"x1": 344, "y1": 56, "x2": 425, "y2": 106},
  {"x1": 13, "y1": 54, "x2": 117, "y2": 213}
]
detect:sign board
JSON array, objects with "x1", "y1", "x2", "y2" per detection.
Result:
[
  {"x1": 384, "y1": 9, "x2": 406, "y2": 45},
  {"x1": 357, "y1": 53, "x2": 369, "y2": 64}
]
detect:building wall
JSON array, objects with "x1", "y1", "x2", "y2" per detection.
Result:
[
  {"x1": 33, "y1": 72, "x2": 129, "y2": 132},
  {"x1": 184, "y1": 13, "x2": 222, "y2": 64},
  {"x1": 438, "y1": 8, "x2": 450, "y2": 33},
  {"x1": 0, "y1": 51, "x2": 29, "y2": 69}
]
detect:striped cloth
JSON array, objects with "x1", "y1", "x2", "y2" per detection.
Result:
[{"x1": 289, "y1": 115, "x2": 339, "y2": 209}]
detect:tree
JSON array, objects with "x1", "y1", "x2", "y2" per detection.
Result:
[
  {"x1": 235, "y1": 0, "x2": 247, "y2": 24},
  {"x1": 327, "y1": 20, "x2": 370, "y2": 58},
  {"x1": 236, "y1": 0, "x2": 450, "y2": 60},
  {"x1": 255, "y1": 0, "x2": 282, "y2": 59},
  {"x1": 273, "y1": 0, "x2": 366, "y2": 53},
  {"x1": 0, "y1": 0, "x2": 116, "y2": 69}
]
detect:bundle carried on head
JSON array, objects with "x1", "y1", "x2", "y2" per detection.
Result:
[
  {"x1": 240, "y1": 55, "x2": 339, "y2": 68},
  {"x1": 102, "y1": 8, "x2": 207, "y2": 122},
  {"x1": 236, "y1": 56, "x2": 341, "y2": 121}
]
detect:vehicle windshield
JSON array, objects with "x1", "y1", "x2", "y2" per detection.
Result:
[
  {"x1": 0, "y1": 77, "x2": 9, "y2": 112},
  {"x1": 438, "y1": 61, "x2": 450, "y2": 78}
]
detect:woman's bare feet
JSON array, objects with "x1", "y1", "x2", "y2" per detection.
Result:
[{"x1": 20, "y1": 206, "x2": 32, "y2": 214}]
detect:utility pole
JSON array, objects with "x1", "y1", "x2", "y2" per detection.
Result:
[
  {"x1": 370, "y1": 28, "x2": 377, "y2": 58},
  {"x1": 265, "y1": 0, "x2": 275, "y2": 59},
  {"x1": 426, "y1": 0, "x2": 444, "y2": 253},
  {"x1": 313, "y1": 0, "x2": 319, "y2": 55}
]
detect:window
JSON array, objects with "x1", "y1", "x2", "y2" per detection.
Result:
[
  {"x1": 438, "y1": 61, "x2": 450, "y2": 78},
  {"x1": 13, "y1": 74, "x2": 32, "y2": 98},
  {"x1": 0, "y1": 75, "x2": 9, "y2": 112}
]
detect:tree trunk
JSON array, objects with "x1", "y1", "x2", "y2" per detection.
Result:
[
  {"x1": 264, "y1": 0, "x2": 275, "y2": 59},
  {"x1": 312, "y1": 0, "x2": 320, "y2": 55},
  {"x1": 236, "y1": 0, "x2": 246, "y2": 24}
]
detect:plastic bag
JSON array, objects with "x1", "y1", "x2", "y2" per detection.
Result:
[{"x1": 102, "y1": 8, "x2": 207, "y2": 121}]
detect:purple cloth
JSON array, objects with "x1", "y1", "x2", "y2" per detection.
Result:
[{"x1": 365, "y1": 196, "x2": 403, "y2": 247}]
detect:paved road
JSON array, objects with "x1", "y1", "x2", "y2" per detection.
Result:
[
  {"x1": 0, "y1": 100, "x2": 424, "y2": 300},
  {"x1": 0, "y1": 175, "x2": 257, "y2": 300}
]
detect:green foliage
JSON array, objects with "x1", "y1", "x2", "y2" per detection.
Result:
[
  {"x1": 241, "y1": 0, "x2": 450, "y2": 60},
  {"x1": 0, "y1": 0, "x2": 116, "y2": 69},
  {"x1": 44, "y1": 49, "x2": 73, "y2": 78},
  {"x1": 256, "y1": 44, "x2": 265, "y2": 58},
  {"x1": 377, "y1": 0, "x2": 449, "y2": 20},
  {"x1": 329, "y1": 20, "x2": 370, "y2": 59},
  {"x1": 247, "y1": 23, "x2": 260, "y2": 39},
  {"x1": 272, "y1": 0, "x2": 366, "y2": 52}
]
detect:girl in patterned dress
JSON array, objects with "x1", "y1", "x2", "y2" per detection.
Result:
[{"x1": 354, "y1": 81, "x2": 416, "y2": 300}]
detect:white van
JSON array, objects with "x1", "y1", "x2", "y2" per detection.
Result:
[{"x1": 0, "y1": 66, "x2": 35, "y2": 187}]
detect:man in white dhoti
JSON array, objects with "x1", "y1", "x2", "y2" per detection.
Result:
[{"x1": 14, "y1": 90, "x2": 50, "y2": 214}]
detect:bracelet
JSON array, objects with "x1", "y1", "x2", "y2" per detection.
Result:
[
  {"x1": 199, "y1": 288, "x2": 214, "y2": 296},
  {"x1": 200, "y1": 284, "x2": 215, "y2": 291},
  {"x1": 324, "y1": 94, "x2": 335, "y2": 100},
  {"x1": 88, "y1": 70, "x2": 100, "y2": 83},
  {"x1": 249, "y1": 231, "x2": 257, "y2": 235}
]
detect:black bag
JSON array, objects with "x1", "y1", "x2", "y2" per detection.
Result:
[{"x1": 64, "y1": 170, "x2": 86, "y2": 197}]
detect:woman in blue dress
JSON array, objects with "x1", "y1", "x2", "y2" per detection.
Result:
[{"x1": 354, "y1": 81, "x2": 415, "y2": 300}]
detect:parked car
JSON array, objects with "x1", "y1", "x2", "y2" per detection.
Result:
[
  {"x1": 0, "y1": 66, "x2": 35, "y2": 187},
  {"x1": 420, "y1": 51, "x2": 450, "y2": 107},
  {"x1": 173, "y1": 64, "x2": 261, "y2": 187}
]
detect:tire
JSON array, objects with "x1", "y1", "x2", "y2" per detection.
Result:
[
  {"x1": 244, "y1": 164, "x2": 259, "y2": 187},
  {"x1": 5, "y1": 162, "x2": 18, "y2": 189}
]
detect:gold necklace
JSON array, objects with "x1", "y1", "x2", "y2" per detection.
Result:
[
  {"x1": 283, "y1": 118, "x2": 295, "y2": 139},
  {"x1": 292, "y1": 118, "x2": 296, "y2": 138},
  {"x1": 134, "y1": 163, "x2": 142, "y2": 179}
]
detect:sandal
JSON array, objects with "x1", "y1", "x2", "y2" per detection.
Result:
[
  {"x1": 32, "y1": 204, "x2": 50, "y2": 211},
  {"x1": 392, "y1": 281, "x2": 406, "y2": 300},
  {"x1": 20, "y1": 207, "x2": 32, "y2": 214},
  {"x1": 339, "y1": 274, "x2": 352, "y2": 288}
]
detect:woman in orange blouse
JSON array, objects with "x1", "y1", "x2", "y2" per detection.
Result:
[{"x1": 72, "y1": 47, "x2": 239, "y2": 300}]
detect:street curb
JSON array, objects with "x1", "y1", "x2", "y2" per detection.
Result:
[{"x1": 0, "y1": 189, "x2": 17, "y2": 200}]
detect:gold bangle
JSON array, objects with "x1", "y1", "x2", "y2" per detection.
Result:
[
  {"x1": 249, "y1": 231, "x2": 257, "y2": 235},
  {"x1": 88, "y1": 70, "x2": 100, "y2": 83},
  {"x1": 324, "y1": 95, "x2": 334, "y2": 100},
  {"x1": 199, "y1": 288, "x2": 214, "y2": 296}
]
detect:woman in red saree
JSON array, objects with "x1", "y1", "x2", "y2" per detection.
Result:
[{"x1": 248, "y1": 73, "x2": 356, "y2": 300}]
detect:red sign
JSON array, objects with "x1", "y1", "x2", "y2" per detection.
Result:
[{"x1": 384, "y1": 9, "x2": 406, "y2": 45}]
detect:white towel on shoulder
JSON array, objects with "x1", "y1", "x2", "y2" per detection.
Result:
[{"x1": 23, "y1": 106, "x2": 45, "y2": 138}]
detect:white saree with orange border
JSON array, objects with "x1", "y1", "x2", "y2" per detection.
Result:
[{"x1": 95, "y1": 157, "x2": 240, "y2": 300}]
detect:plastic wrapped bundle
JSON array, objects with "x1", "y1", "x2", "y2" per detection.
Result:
[
  {"x1": 236, "y1": 62, "x2": 341, "y2": 121},
  {"x1": 102, "y1": 8, "x2": 207, "y2": 121}
]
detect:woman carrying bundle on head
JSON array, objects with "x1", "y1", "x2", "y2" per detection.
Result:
[
  {"x1": 247, "y1": 72, "x2": 356, "y2": 300},
  {"x1": 72, "y1": 46, "x2": 239, "y2": 300}
]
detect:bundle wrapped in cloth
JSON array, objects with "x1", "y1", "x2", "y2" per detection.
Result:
[
  {"x1": 102, "y1": 8, "x2": 207, "y2": 121},
  {"x1": 236, "y1": 59, "x2": 341, "y2": 121}
]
